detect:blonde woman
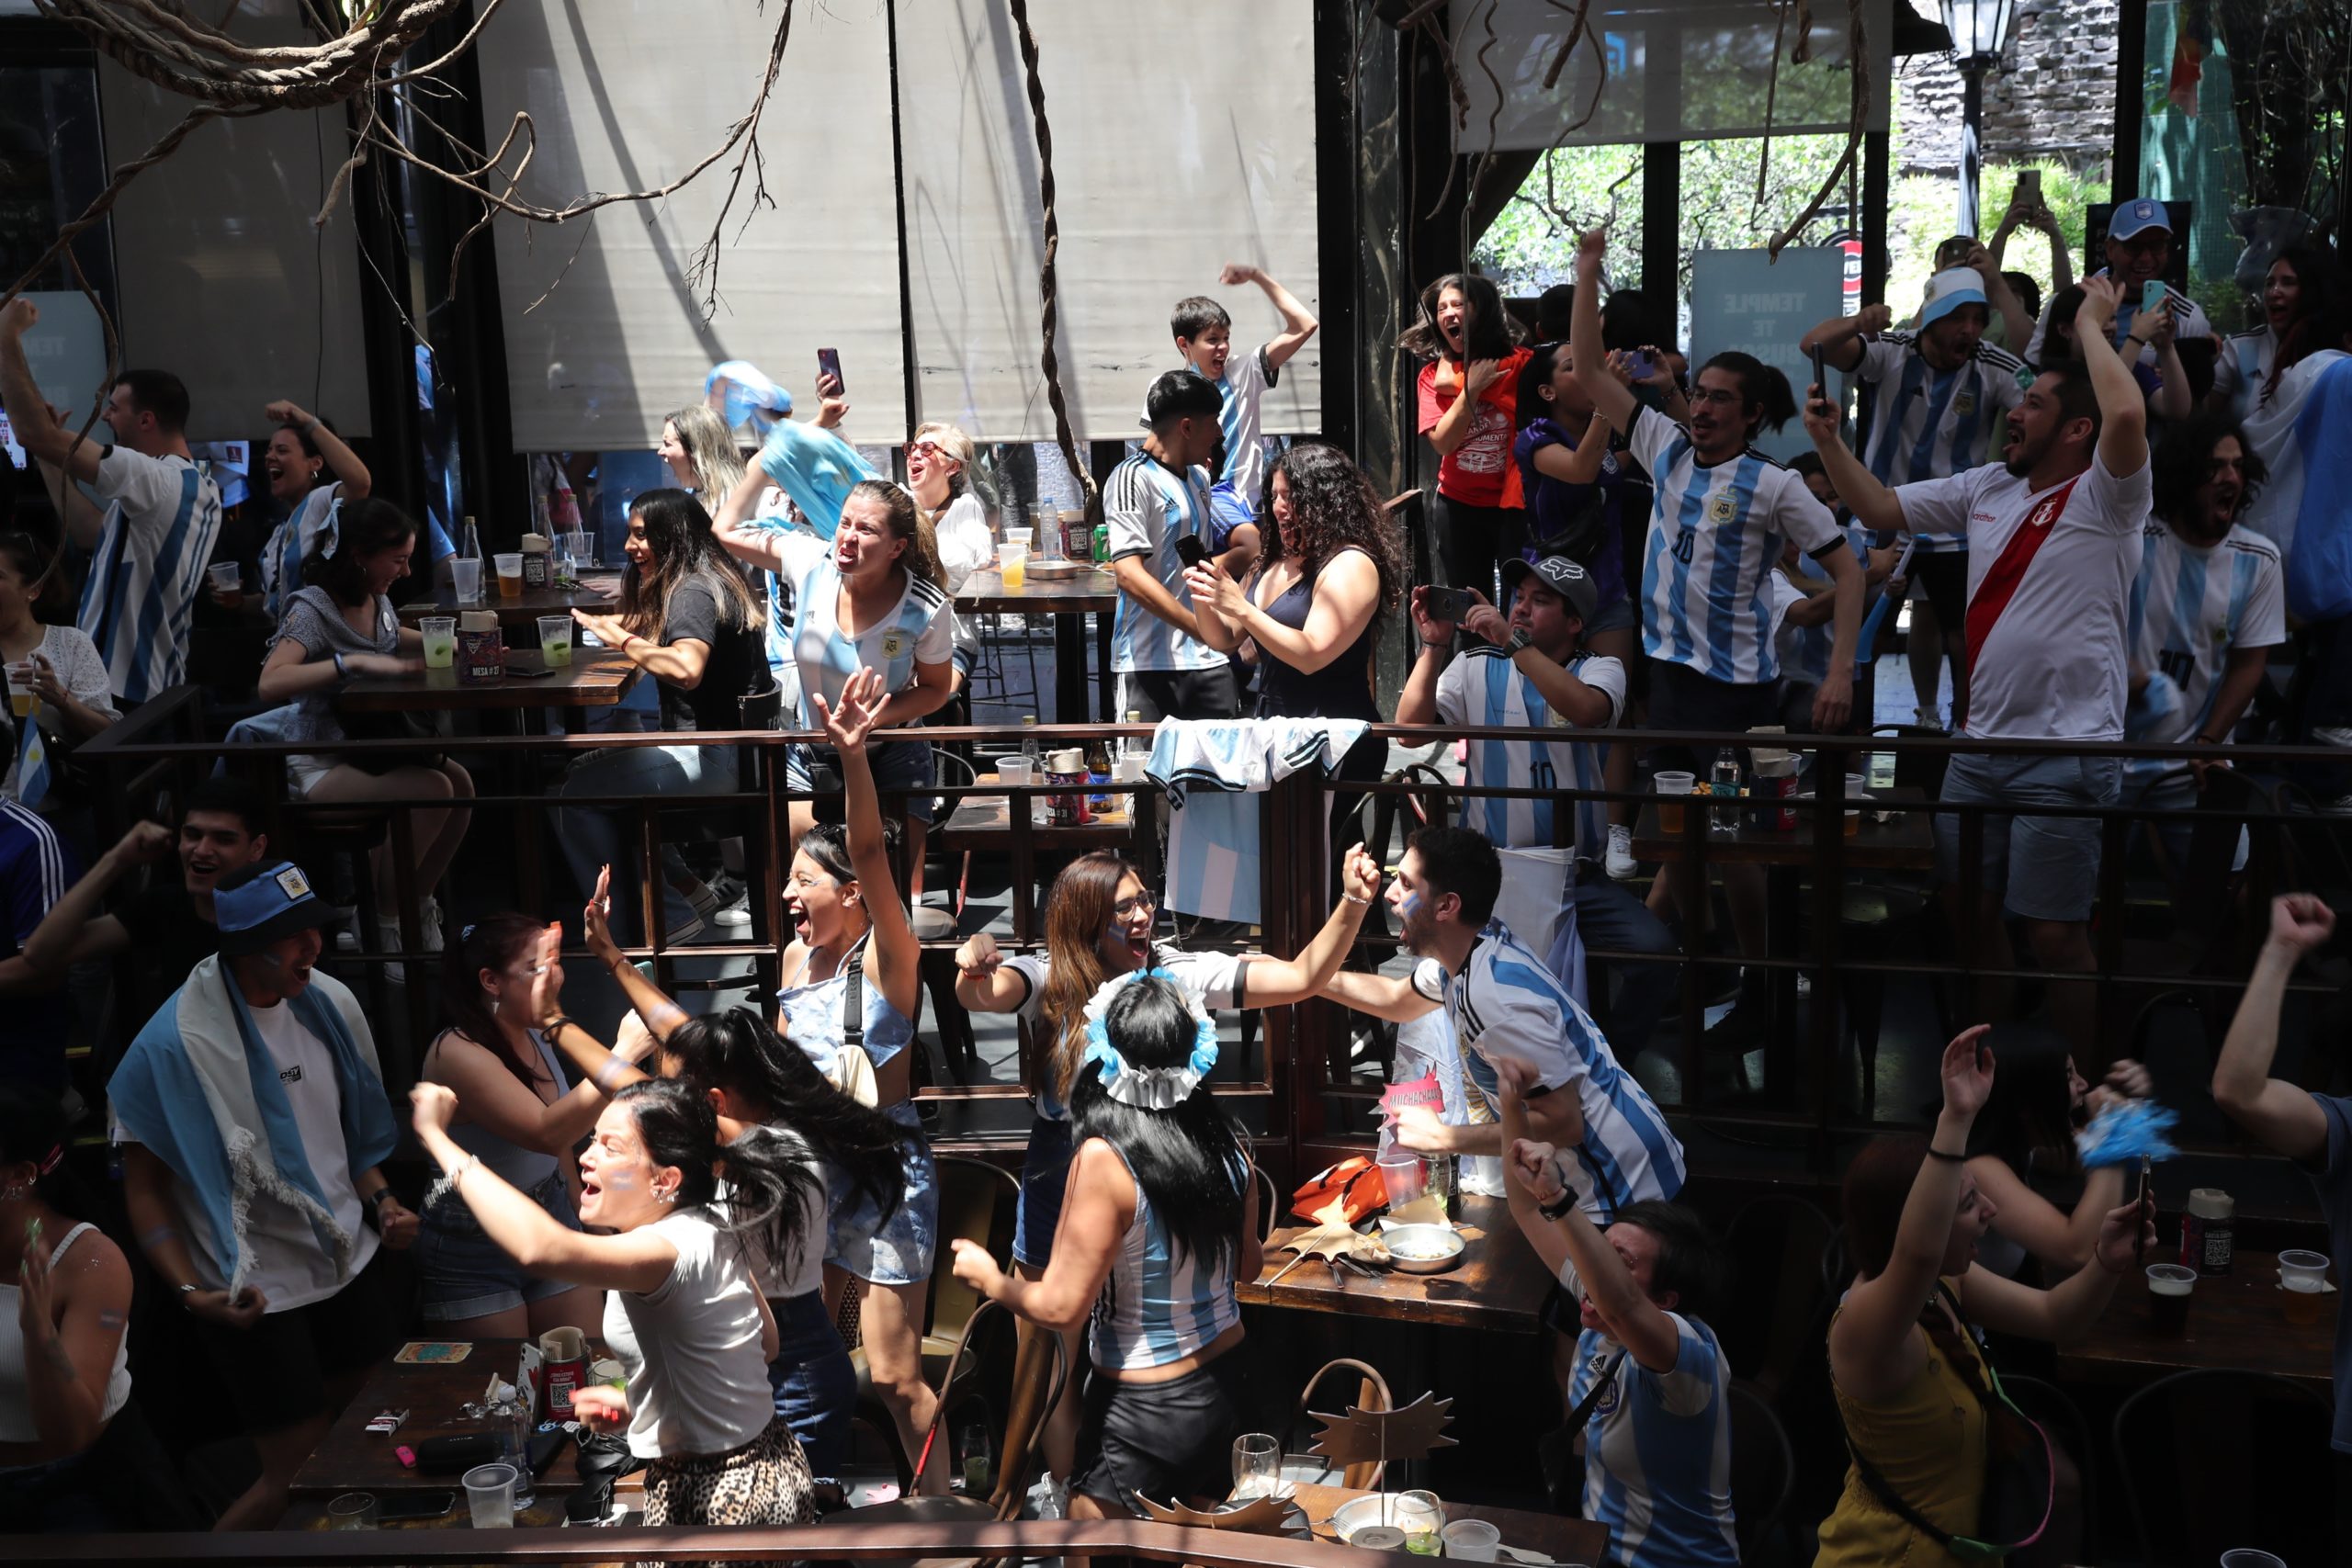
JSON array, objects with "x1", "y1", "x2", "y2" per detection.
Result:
[
  {"x1": 658, "y1": 404, "x2": 749, "y2": 513},
  {"x1": 906, "y1": 422, "x2": 994, "y2": 693}
]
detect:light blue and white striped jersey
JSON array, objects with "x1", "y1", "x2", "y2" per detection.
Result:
[
  {"x1": 1562, "y1": 1290, "x2": 1739, "y2": 1568},
  {"x1": 1854, "y1": 334, "x2": 2028, "y2": 555},
  {"x1": 1626, "y1": 408, "x2": 1841, "y2": 686},
  {"x1": 753, "y1": 529, "x2": 829, "y2": 675},
  {"x1": 2124, "y1": 518, "x2": 2285, "y2": 783},
  {"x1": 258, "y1": 482, "x2": 343, "y2": 622},
  {"x1": 2024, "y1": 271, "x2": 2211, "y2": 368},
  {"x1": 80, "y1": 449, "x2": 224, "y2": 703},
  {"x1": 1410, "y1": 919, "x2": 1685, "y2": 1220},
  {"x1": 786, "y1": 552, "x2": 953, "y2": 727},
  {"x1": 1210, "y1": 344, "x2": 1276, "y2": 501},
  {"x1": 1433, "y1": 646, "x2": 1626, "y2": 858},
  {"x1": 2210, "y1": 326, "x2": 2278, "y2": 422},
  {"x1": 1147, "y1": 718, "x2": 1367, "y2": 925},
  {"x1": 1769, "y1": 525, "x2": 1875, "y2": 687},
  {"x1": 1087, "y1": 1141, "x2": 1245, "y2": 1371},
  {"x1": 1106, "y1": 453, "x2": 1225, "y2": 674}
]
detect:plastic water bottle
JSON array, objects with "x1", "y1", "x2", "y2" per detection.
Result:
[
  {"x1": 1020, "y1": 715, "x2": 1041, "y2": 766},
  {"x1": 459, "y1": 514, "x2": 482, "y2": 561},
  {"x1": 1709, "y1": 748, "x2": 1741, "y2": 834},
  {"x1": 1118, "y1": 708, "x2": 1144, "y2": 762}
]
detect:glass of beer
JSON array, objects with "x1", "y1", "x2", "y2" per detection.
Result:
[
  {"x1": 493, "y1": 552, "x2": 525, "y2": 600},
  {"x1": 2145, "y1": 1262, "x2": 2195, "y2": 1336},
  {"x1": 5, "y1": 664, "x2": 33, "y2": 719},
  {"x1": 2279, "y1": 1249, "x2": 2330, "y2": 1325},
  {"x1": 998, "y1": 541, "x2": 1027, "y2": 590},
  {"x1": 420, "y1": 615, "x2": 457, "y2": 670},
  {"x1": 1654, "y1": 770, "x2": 1695, "y2": 835}
]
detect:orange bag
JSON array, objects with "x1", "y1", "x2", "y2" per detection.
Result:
[{"x1": 1290, "y1": 1156, "x2": 1390, "y2": 1224}]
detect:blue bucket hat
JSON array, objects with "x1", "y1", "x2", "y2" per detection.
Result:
[
  {"x1": 214, "y1": 861, "x2": 345, "y2": 955},
  {"x1": 1918, "y1": 268, "x2": 1990, "y2": 330}
]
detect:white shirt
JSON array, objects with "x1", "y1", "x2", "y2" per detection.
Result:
[
  {"x1": 2210, "y1": 326, "x2": 2278, "y2": 422},
  {"x1": 1853, "y1": 334, "x2": 2028, "y2": 554},
  {"x1": 1434, "y1": 646, "x2": 1625, "y2": 859},
  {"x1": 1105, "y1": 453, "x2": 1224, "y2": 673},
  {"x1": 3, "y1": 626, "x2": 119, "y2": 803},
  {"x1": 1627, "y1": 408, "x2": 1842, "y2": 685},
  {"x1": 79, "y1": 449, "x2": 224, "y2": 704},
  {"x1": 1893, "y1": 450, "x2": 2153, "y2": 741},
  {"x1": 2024, "y1": 272, "x2": 2212, "y2": 367},
  {"x1": 603, "y1": 1207, "x2": 774, "y2": 1460},
  {"x1": 2126, "y1": 519, "x2": 2286, "y2": 782},
  {"x1": 232, "y1": 999, "x2": 379, "y2": 1313},
  {"x1": 932, "y1": 491, "x2": 995, "y2": 670}
]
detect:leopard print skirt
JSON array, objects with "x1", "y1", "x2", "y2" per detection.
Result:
[{"x1": 640, "y1": 1416, "x2": 814, "y2": 1567}]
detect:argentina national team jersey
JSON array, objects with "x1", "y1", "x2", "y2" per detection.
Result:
[
  {"x1": 1411, "y1": 919, "x2": 1684, "y2": 1221},
  {"x1": 1854, "y1": 335, "x2": 2027, "y2": 553},
  {"x1": 2125, "y1": 518, "x2": 2286, "y2": 784},
  {"x1": 1563, "y1": 1303, "x2": 1739, "y2": 1568},
  {"x1": 1434, "y1": 646, "x2": 1626, "y2": 858},
  {"x1": 1106, "y1": 453, "x2": 1225, "y2": 673},
  {"x1": 80, "y1": 449, "x2": 224, "y2": 703},
  {"x1": 1626, "y1": 407, "x2": 1839, "y2": 686},
  {"x1": 787, "y1": 552, "x2": 953, "y2": 727},
  {"x1": 1212, "y1": 344, "x2": 1276, "y2": 500},
  {"x1": 2210, "y1": 326, "x2": 2278, "y2": 422}
]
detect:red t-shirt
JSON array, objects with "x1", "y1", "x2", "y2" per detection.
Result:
[{"x1": 1418, "y1": 347, "x2": 1532, "y2": 509}]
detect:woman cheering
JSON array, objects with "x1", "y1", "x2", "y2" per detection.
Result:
[
  {"x1": 0, "y1": 531, "x2": 117, "y2": 802},
  {"x1": 952, "y1": 975, "x2": 1261, "y2": 1518},
  {"x1": 1815, "y1": 1028, "x2": 2154, "y2": 1567},
  {"x1": 410, "y1": 1076, "x2": 817, "y2": 1531}
]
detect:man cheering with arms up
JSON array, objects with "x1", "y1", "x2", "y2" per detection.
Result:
[{"x1": 1804, "y1": 275, "x2": 2152, "y2": 1052}]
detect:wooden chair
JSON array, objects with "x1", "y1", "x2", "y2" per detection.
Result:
[
  {"x1": 2112, "y1": 1368, "x2": 2334, "y2": 1568},
  {"x1": 1284, "y1": 1356, "x2": 1395, "y2": 1490}
]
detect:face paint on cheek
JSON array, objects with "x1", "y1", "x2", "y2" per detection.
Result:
[
  {"x1": 1400, "y1": 891, "x2": 1423, "y2": 921},
  {"x1": 601, "y1": 1171, "x2": 636, "y2": 1191}
]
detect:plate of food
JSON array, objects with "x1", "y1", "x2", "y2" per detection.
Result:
[{"x1": 1382, "y1": 1224, "x2": 1465, "y2": 1275}]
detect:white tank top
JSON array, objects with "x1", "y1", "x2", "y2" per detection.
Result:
[{"x1": 0, "y1": 1223, "x2": 131, "y2": 1443}]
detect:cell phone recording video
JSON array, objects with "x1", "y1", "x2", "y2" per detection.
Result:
[
  {"x1": 816, "y1": 346, "x2": 844, "y2": 394},
  {"x1": 2141, "y1": 279, "x2": 2166, "y2": 316},
  {"x1": 1174, "y1": 535, "x2": 1213, "y2": 570},
  {"x1": 1424, "y1": 585, "x2": 1477, "y2": 622}
]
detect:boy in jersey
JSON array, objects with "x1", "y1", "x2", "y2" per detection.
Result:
[
  {"x1": 1171, "y1": 264, "x2": 1319, "y2": 546},
  {"x1": 1106, "y1": 371, "x2": 1238, "y2": 722},
  {"x1": 1319, "y1": 826, "x2": 1685, "y2": 1220},
  {"x1": 1804, "y1": 273, "x2": 2153, "y2": 1053},
  {"x1": 1567, "y1": 226, "x2": 1861, "y2": 1049},
  {"x1": 1396, "y1": 557, "x2": 1679, "y2": 1060},
  {"x1": 1493, "y1": 1058, "x2": 1738, "y2": 1568},
  {"x1": 2124, "y1": 412, "x2": 2285, "y2": 860}
]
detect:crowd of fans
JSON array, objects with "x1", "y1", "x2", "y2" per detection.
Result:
[{"x1": 0, "y1": 199, "x2": 2342, "y2": 1566}]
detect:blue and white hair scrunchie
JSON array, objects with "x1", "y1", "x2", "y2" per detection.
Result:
[{"x1": 1079, "y1": 966, "x2": 1219, "y2": 1110}]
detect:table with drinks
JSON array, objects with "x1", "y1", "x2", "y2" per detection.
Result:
[
  {"x1": 2057, "y1": 1244, "x2": 2335, "y2": 1393},
  {"x1": 1238, "y1": 1193, "x2": 1555, "y2": 1334},
  {"x1": 958, "y1": 512, "x2": 1118, "y2": 723},
  {"x1": 1226, "y1": 1433, "x2": 1606, "y2": 1563}
]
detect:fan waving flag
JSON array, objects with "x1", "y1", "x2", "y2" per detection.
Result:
[{"x1": 16, "y1": 722, "x2": 49, "y2": 812}]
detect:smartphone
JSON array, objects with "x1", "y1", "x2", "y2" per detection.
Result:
[
  {"x1": 1173, "y1": 535, "x2": 1212, "y2": 570},
  {"x1": 1624, "y1": 350, "x2": 1657, "y2": 382},
  {"x1": 2142, "y1": 279, "x2": 2167, "y2": 315},
  {"x1": 377, "y1": 1491, "x2": 458, "y2": 1522},
  {"x1": 1424, "y1": 585, "x2": 1478, "y2": 621},
  {"x1": 1810, "y1": 344, "x2": 1829, "y2": 400},
  {"x1": 2016, "y1": 168, "x2": 2042, "y2": 205},
  {"x1": 816, "y1": 347, "x2": 844, "y2": 394}
]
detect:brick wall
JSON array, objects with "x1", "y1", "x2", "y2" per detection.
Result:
[{"x1": 1894, "y1": 0, "x2": 2120, "y2": 176}]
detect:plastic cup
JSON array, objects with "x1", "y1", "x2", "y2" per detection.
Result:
[
  {"x1": 2278, "y1": 1248, "x2": 2329, "y2": 1288},
  {"x1": 1654, "y1": 770, "x2": 1696, "y2": 836},
  {"x1": 562, "y1": 528, "x2": 593, "y2": 570},
  {"x1": 2280, "y1": 1251, "x2": 2329, "y2": 1325},
  {"x1": 1378, "y1": 1153, "x2": 1427, "y2": 1209},
  {"x1": 2146, "y1": 1262, "x2": 2195, "y2": 1336},
  {"x1": 997, "y1": 756, "x2": 1035, "y2": 787},
  {"x1": 494, "y1": 552, "x2": 525, "y2": 600},
  {"x1": 537, "y1": 615, "x2": 573, "y2": 668},
  {"x1": 998, "y1": 543, "x2": 1027, "y2": 590},
  {"x1": 1441, "y1": 1519, "x2": 1501, "y2": 1561},
  {"x1": 208, "y1": 560, "x2": 241, "y2": 593},
  {"x1": 1003, "y1": 528, "x2": 1033, "y2": 551},
  {"x1": 1114, "y1": 754, "x2": 1148, "y2": 784},
  {"x1": 421, "y1": 615, "x2": 457, "y2": 670},
  {"x1": 462, "y1": 1461, "x2": 516, "y2": 1529},
  {"x1": 327, "y1": 1492, "x2": 378, "y2": 1529},
  {"x1": 1843, "y1": 773, "x2": 1868, "y2": 836},
  {"x1": 451, "y1": 557, "x2": 483, "y2": 604},
  {"x1": 5, "y1": 666, "x2": 32, "y2": 719},
  {"x1": 2219, "y1": 1552, "x2": 2288, "y2": 1568}
]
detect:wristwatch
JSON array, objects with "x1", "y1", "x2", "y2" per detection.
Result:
[
  {"x1": 1538, "y1": 1186, "x2": 1578, "y2": 1222},
  {"x1": 1505, "y1": 627, "x2": 1533, "y2": 654}
]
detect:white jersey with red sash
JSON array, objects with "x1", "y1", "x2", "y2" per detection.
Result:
[{"x1": 1891, "y1": 451, "x2": 2151, "y2": 741}]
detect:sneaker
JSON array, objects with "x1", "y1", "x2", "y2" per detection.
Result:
[
  {"x1": 712, "y1": 897, "x2": 753, "y2": 931},
  {"x1": 2313, "y1": 727, "x2": 2352, "y2": 749},
  {"x1": 418, "y1": 895, "x2": 446, "y2": 954},
  {"x1": 1605, "y1": 824, "x2": 1637, "y2": 880},
  {"x1": 373, "y1": 912, "x2": 406, "y2": 987},
  {"x1": 678, "y1": 877, "x2": 722, "y2": 925}
]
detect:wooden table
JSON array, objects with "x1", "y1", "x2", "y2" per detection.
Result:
[
  {"x1": 1238, "y1": 1194, "x2": 1555, "y2": 1334},
  {"x1": 2055, "y1": 1250, "x2": 2334, "y2": 1393},
  {"x1": 399, "y1": 568, "x2": 623, "y2": 630},
  {"x1": 282, "y1": 1338, "x2": 631, "y2": 1529},
  {"x1": 1293, "y1": 1482, "x2": 1606, "y2": 1565},
  {"x1": 936, "y1": 774, "x2": 1147, "y2": 940},
  {"x1": 956, "y1": 565, "x2": 1116, "y2": 724},
  {"x1": 337, "y1": 648, "x2": 640, "y2": 726},
  {"x1": 1634, "y1": 785, "x2": 1934, "y2": 1100}
]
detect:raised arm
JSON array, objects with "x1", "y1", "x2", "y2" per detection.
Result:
[
  {"x1": 2133, "y1": 303, "x2": 2192, "y2": 423},
  {"x1": 1320, "y1": 966, "x2": 1442, "y2": 1024},
  {"x1": 1803, "y1": 383, "x2": 1907, "y2": 534},
  {"x1": 1962, "y1": 245, "x2": 2033, "y2": 352},
  {"x1": 1960, "y1": 1192, "x2": 2145, "y2": 1343},
  {"x1": 0, "y1": 300, "x2": 101, "y2": 491},
  {"x1": 1223, "y1": 265, "x2": 1319, "y2": 372},
  {"x1": 2211, "y1": 894, "x2": 2334, "y2": 1160},
  {"x1": 582, "y1": 866, "x2": 692, "y2": 1039},
  {"x1": 1798, "y1": 303, "x2": 1891, "y2": 376},
  {"x1": 2073, "y1": 275, "x2": 2150, "y2": 478},
  {"x1": 265, "y1": 400, "x2": 371, "y2": 499},
  {"x1": 22, "y1": 821, "x2": 161, "y2": 972},
  {"x1": 412, "y1": 1084, "x2": 678, "y2": 1293},
  {"x1": 1568, "y1": 230, "x2": 1642, "y2": 437},
  {"x1": 951, "y1": 932, "x2": 1032, "y2": 1012},
  {"x1": 1395, "y1": 588, "x2": 1459, "y2": 726},
  {"x1": 710, "y1": 467, "x2": 789, "y2": 571},
  {"x1": 425, "y1": 1025, "x2": 612, "y2": 1159},
  {"x1": 1528, "y1": 411, "x2": 1618, "y2": 486},
  {"x1": 818, "y1": 666, "x2": 921, "y2": 1021},
  {"x1": 526, "y1": 920, "x2": 662, "y2": 1094},
  {"x1": 1230, "y1": 847, "x2": 1382, "y2": 1006}
]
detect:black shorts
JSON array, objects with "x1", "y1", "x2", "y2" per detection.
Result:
[
  {"x1": 1120, "y1": 666, "x2": 1241, "y2": 724},
  {"x1": 1913, "y1": 550, "x2": 1968, "y2": 635},
  {"x1": 1069, "y1": 1348, "x2": 1250, "y2": 1516},
  {"x1": 190, "y1": 1247, "x2": 400, "y2": 1435},
  {"x1": 1642, "y1": 660, "x2": 1781, "y2": 775}
]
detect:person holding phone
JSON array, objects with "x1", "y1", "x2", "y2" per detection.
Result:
[
  {"x1": 1105, "y1": 372, "x2": 1238, "y2": 721},
  {"x1": 2023, "y1": 198, "x2": 2211, "y2": 371},
  {"x1": 1402, "y1": 273, "x2": 1532, "y2": 600}
]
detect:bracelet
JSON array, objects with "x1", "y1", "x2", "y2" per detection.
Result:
[
  {"x1": 621, "y1": 634, "x2": 643, "y2": 653},
  {"x1": 1420, "y1": 638, "x2": 1453, "y2": 650},
  {"x1": 543, "y1": 1013, "x2": 574, "y2": 1036},
  {"x1": 1925, "y1": 1145, "x2": 1967, "y2": 1163},
  {"x1": 423, "y1": 1155, "x2": 477, "y2": 1210},
  {"x1": 1342, "y1": 893, "x2": 1373, "y2": 908},
  {"x1": 332, "y1": 650, "x2": 350, "y2": 682},
  {"x1": 365, "y1": 1186, "x2": 398, "y2": 1210}
]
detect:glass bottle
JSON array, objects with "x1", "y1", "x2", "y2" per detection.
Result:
[{"x1": 1709, "y1": 748, "x2": 1741, "y2": 834}]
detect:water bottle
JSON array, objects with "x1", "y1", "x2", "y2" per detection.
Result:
[
  {"x1": 1709, "y1": 748, "x2": 1741, "y2": 834},
  {"x1": 459, "y1": 514, "x2": 482, "y2": 560},
  {"x1": 1118, "y1": 708, "x2": 1144, "y2": 762},
  {"x1": 1021, "y1": 715, "x2": 1041, "y2": 766}
]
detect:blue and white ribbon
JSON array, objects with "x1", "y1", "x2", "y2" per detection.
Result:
[{"x1": 1079, "y1": 966, "x2": 1219, "y2": 1109}]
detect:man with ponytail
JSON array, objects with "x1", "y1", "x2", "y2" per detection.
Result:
[{"x1": 952, "y1": 975, "x2": 1261, "y2": 1519}]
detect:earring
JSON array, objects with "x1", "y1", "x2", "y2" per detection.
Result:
[{"x1": 660, "y1": 1189, "x2": 678, "y2": 1205}]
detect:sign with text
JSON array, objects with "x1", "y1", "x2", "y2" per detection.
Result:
[{"x1": 1688, "y1": 248, "x2": 1846, "y2": 461}]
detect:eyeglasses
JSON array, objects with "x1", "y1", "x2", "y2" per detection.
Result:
[
  {"x1": 1111, "y1": 894, "x2": 1159, "y2": 918},
  {"x1": 1690, "y1": 387, "x2": 1746, "y2": 408},
  {"x1": 910, "y1": 439, "x2": 960, "y2": 462}
]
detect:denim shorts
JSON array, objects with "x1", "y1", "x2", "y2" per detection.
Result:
[
  {"x1": 416, "y1": 1170, "x2": 583, "y2": 1320},
  {"x1": 827, "y1": 1116, "x2": 939, "y2": 1286},
  {"x1": 1935, "y1": 750, "x2": 2121, "y2": 923},
  {"x1": 786, "y1": 739, "x2": 937, "y2": 825},
  {"x1": 767, "y1": 1289, "x2": 855, "y2": 1480},
  {"x1": 1013, "y1": 1113, "x2": 1075, "y2": 1269}
]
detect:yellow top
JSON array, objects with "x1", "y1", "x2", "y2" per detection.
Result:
[{"x1": 1812, "y1": 1285, "x2": 1989, "y2": 1568}]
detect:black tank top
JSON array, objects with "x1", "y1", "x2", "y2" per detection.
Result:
[{"x1": 1252, "y1": 549, "x2": 1381, "y2": 723}]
